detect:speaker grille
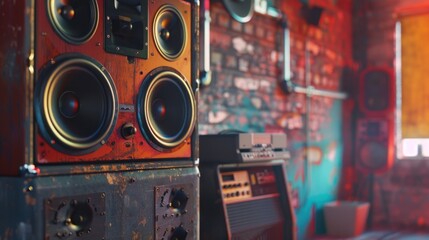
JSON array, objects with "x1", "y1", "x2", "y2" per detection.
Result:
[
  {"x1": 226, "y1": 197, "x2": 284, "y2": 234},
  {"x1": 47, "y1": 0, "x2": 98, "y2": 44},
  {"x1": 35, "y1": 54, "x2": 118, "y2": 154},
  {"x1": 137, "y1": 68, "x2": 196, "y2": 151}
]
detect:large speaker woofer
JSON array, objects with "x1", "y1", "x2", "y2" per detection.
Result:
[
  {"x1": 47, "y1": 0, "x2": 98, "y2": 44},
  {"x1": 221, "y1": 0, "x2": 254, "y2": 23},
  {"x1": 137, "y1": 68, "x2": 196, "y2": 151},
  {"x1": 35, "y1": 54, "x2": 118, "y2": 155},
  {"x1": 153, "y1": 5, "x2": 187, "y2": 61}
]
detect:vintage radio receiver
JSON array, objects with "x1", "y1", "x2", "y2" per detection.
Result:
[
  {"x1": 199, "y1": 133, "x2": 290, "y2": 163},
  {"x1": 200, "y1": 161, "x2": 296, "y2": 240}
]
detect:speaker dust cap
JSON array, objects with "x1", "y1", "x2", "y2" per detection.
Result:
[
  {"x1": 137, "y1": 68, "x2": 196, "y2": 151},
  {"x1": 35, "y1": 54, "x2": 118, "y2": 155},
  {"x1": 153, "y1": 5, "x2": 187, "y2": 61},
  {"x1": 48, "y1": 0, "x2": 98, "y2": 44}
]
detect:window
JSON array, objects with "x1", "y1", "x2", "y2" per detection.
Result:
[{"x1": 396, "y1": 12, "x2": 429, "y2": 158}]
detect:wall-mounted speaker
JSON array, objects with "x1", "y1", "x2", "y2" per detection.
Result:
[
  {"x1": 216, "y1": 0, "x2": 255, "y2": 23},
  {"x1": 0, "y1": 0, "x2": 198, "y2": 176},
  {"x1": 358, "y1": 67, "x2": 395, "y2": 117},
  {"x1": 355, "y1": 118, "x2": 394, "y2": 173},
  {"x1": 300, "y1": 4, "x2": 324, "y2": 26}
]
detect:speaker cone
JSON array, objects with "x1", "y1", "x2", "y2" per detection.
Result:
[
  {"x1": 48, "y1": 0, "x2": 98, "y2": 44},
  {"x1": 359, "y1": 141, "x2": 387, "y2": 170},
  {"x1": 67, "y1": 202, "x2": 93, "y2": 232},
  {"x1": 137, "y1": 68, "x2": 196, "y2": 151},
  {"x1": 35, "y1": 54, "x2": 118, "y2": 154},
  {"x1": 153, "y1": 5, "x2": 187, "y2": 60},
  {"x1": 221, "y1": 0, "x2": 254, "y2": 23}
]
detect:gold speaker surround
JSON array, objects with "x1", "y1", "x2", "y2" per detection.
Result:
[
  {"x1": 137, "y1": 67, "x2": 196, "y2": 151},
  {"x1": 35, "y1": 54, "x2": 118, "y2": 155}
]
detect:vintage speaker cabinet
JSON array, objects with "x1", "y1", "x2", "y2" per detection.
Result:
[
  {"x1": 200, "y1": 160, "x2": 295, "y2": 240},
  {"x1": 0, "y1": 0, "x2": 199, "y2": 177}
]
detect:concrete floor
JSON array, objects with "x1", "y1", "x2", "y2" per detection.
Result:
[{"x1": 313, "y1": 231, "x2": 429, "y2": 240}]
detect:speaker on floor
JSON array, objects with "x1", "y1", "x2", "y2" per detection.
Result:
[
  {"x1": 0, "y1": 0, "x2": 198, "y2": 176},
  {"x1": 356, "y1": 67, "x2": 395, "y2": 173}
]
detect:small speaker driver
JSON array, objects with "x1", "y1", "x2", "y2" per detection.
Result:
[
  {"x1": 153, "y1": 5, "x2": 187, "y2": 60},
  {"x1": 47, "y1": 0, "x2": 98, "y2": 44}
]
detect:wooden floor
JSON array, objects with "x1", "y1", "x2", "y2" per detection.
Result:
[{"x1": 312, "y1": 231, "x2": 429, "y2": 240}]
